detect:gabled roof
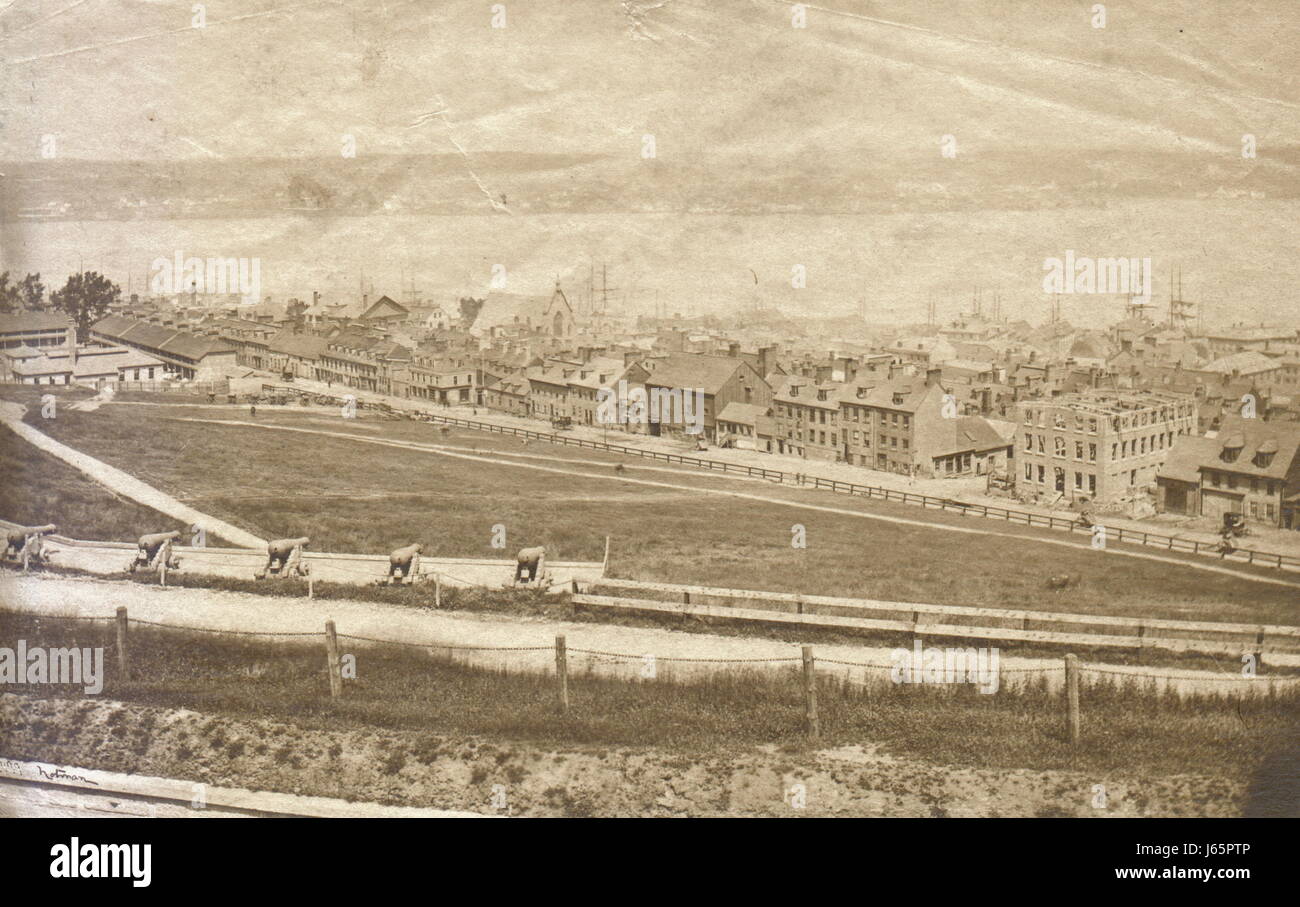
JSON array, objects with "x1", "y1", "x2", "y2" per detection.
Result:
[
  {"x1": 268, "y1": 331, "x2": 329, "y2": 359},
  {"x1": 1201, "y1": 350, "x2": 1280, "y2": 376},
  {"x1": 471, "y1": 287, "x2": 573, "y2": 336},
  {"x1": 91, "y1": 315, "x2": 235, "y2": 360},
  {"x1": 0, "y1": 312, "x2": 73, "y2": 334},
  {"x1": 923, "y1": 416, "x2": 1012, "y2": 458},
  {"x1": 359, "y1": 295, "x2": 409, "y2": 321},
  {"x1": 1199, "y1": 416, "x2": 1300, "y2": 480},
  {"x1": 837, "y1": 377, "x2": 945, "y2": 413},
  {"x1": 642, "y1": 354, "x2": 758, "y2": 395},
  {"x1": 717, "y1": 402, "x2": 770, "y2": 424}
]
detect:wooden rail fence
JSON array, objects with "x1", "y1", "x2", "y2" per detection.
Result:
[
  {"x1": 577, "y1": 578, "x2": 1300, "y2": 664},
  {"x1": 298, "y1": 399, "x2": 1296, "y2": 574}
]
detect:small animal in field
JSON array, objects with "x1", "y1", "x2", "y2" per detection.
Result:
[
  {"x1": 1045, "y1": 573, "x2": 1080, "y2": 590},
  {"x1": 614, "y1": 463, "x2": 626, "y2": 475}
]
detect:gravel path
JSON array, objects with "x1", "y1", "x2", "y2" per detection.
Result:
[
  {"x1": 0, "y1": 402, "x2": 265, "y2": 549},
  {"x1": 2, "y1": 574, "x2": 1289, "y2": 698}
]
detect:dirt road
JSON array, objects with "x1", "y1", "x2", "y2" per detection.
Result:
[{"x1": 2, "y1": 573, "x2": 1286, "y2": 697}]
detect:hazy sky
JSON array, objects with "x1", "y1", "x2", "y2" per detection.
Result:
[{"x1": 3, "y1": 0, "x2": 1298, "y2": 324}]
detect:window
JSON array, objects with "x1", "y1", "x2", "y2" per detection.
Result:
[
  {"x1": 1054, "y1": 437, "x2": 1066, "y2": 457},
  {"x1": 1037, "y1": 465, "x2": 1045, "y2": 483},
  {"x1": 1088, "y1": 443, "x2": 1096, "y2": 462},
  {"x1": 1025, "y1": 433, "x2": 1033, "y2": 451},
  {"x1": 1074, "y1": 472, "x2": 1082, "y2": 489},
  {"x1": 1075, "y1": 441, "x2": 1083, "y2": 460},
  {"x1": 1088, "y1": 474, "x2": 1096, "y2": 493},
  {"x1": 1025, "y1": 463, "x2": 1033, "y2": 480}
]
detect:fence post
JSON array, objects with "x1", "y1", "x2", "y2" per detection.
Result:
[
  {"x1": 307, "y1": 576, "x2": 314, "y2": 599},
  {"x1": 115, "y1": 606, "x2": 129, "y2": 681},
  {"x1": 555, "y1": 635, "x2": 569, "y2": 713},
  {"x1": 324, "y1": 620, "x2": 343, "y2": 698},
  {"x1": 802, "y1": 646, "x2": 819, "y2": 742},
  {"x1": 434, "y1": 574, "x2": 442, "y2": 609},
  {"x1": 1064, "y1": 654, "x2": 1080, "y2": 745}
]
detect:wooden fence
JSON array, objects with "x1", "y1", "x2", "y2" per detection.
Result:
[
  {"x1": 575, "y1": 577, "x2": 1300, "y2": 665},
  {"x1": 343, "y1": 402, "x2": 1300, "y2": 573},
  {"x1": 46, "y1": 607, "x2": 1298, "y2": 751}
]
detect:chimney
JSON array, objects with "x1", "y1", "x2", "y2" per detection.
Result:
[
  {"x1": 728, "y1": 341, "x2": 740, "y2": 358},
  {"x1": 925, "y1": 366, "x2": 942, "y2": 387}
]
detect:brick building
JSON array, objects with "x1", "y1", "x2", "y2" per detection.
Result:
[{"x1": 1016, "y1": 391, "x2": 1197, "y2": 504}]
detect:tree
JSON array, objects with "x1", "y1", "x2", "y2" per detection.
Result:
[
  {"x1": 50, "y1": 271, "x2": 120, "y2": 342},
  {"x1": 458, "y1": 296, "x2": 485, "y2": 329},
  {"x1": 0, "y1": 272, "x2": 46, "y2": 314}
]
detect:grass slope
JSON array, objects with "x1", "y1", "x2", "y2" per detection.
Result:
[{"x1": 12, "y1": 398, "x2": 1298, "y2": 625}]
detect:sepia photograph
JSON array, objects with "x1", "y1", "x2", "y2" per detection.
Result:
[{"x1": 0, "y1": 0, "x2": 1295, "y2": 882}]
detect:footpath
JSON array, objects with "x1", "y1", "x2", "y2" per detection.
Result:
[{"x1": 262, "y1": 375, "x2": 1300, "y2": 561}]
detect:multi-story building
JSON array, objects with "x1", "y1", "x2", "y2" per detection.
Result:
[
  {"x1": 640, "y1": 354, "x2": 772, "y2": 443},
  {"x1": 1200, "y1": 325, "x2": 1297, "y2": 358},
  {"x1": 1156, "y1": 416, "x2": 1300, "y2": 529},
  {"x1": 1015, "y1": 391, "x2": 1197, "y2": 504},
  {"x1": 89, "y1": 315, "x2": 238, "y2": 381},
  {"x1": 772, "y1": 376, "x2": 841, "y2": 461},
  {"x1": 401, "y1": 354, "x2": 480, "y2": 405},
  {"x1": 0, "y1": 312, "x2": 74, "y2": 350}
]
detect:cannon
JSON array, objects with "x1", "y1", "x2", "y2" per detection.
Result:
[
  {"x1": 4, "y1": 524, "x2": 57, "y2": 568},
  {"x1": 4, "y1": 524, "x2": 56, "y2": 558},
  {"x1": 129, "y1": 530, "x2": 182, "y2": 573},
  {"x1": 512, "y1": 546, "x2": 547, "y2": 586},
  {"x1": 256, "y1": 537, "x2": 310, "y2": 579},
  {"x1": 387, "y1": 543, "x2": 423, "y2": 584}
]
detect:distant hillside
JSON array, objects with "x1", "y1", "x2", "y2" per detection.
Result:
[{"x1": 5, "y1": 147, "x2": 1299, "y2": 223}]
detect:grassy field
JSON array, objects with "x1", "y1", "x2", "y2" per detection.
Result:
[
  {"x1": 2, "y1": 610, "x2": 1294, "y2": 788},
  {"x1": 4, "y1": 388, "x2": 1298, "y2": 625},
  {"x1": 0, "y1": 415, "x2": 176, "y2": 542}
]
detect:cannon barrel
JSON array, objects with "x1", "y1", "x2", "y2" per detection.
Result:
[
  {"x1": 516, "y1": 546, "x2": 545, "y2": 564},
  {"x1": 138, "y1": 530, "x2": 181, "y2": 548},
  {"x1": 267, "y1": 537, "x2": 310, "y2": 556},
  {"x1": 390, "y1": 543, "x2": 423, "y2": 565}
]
